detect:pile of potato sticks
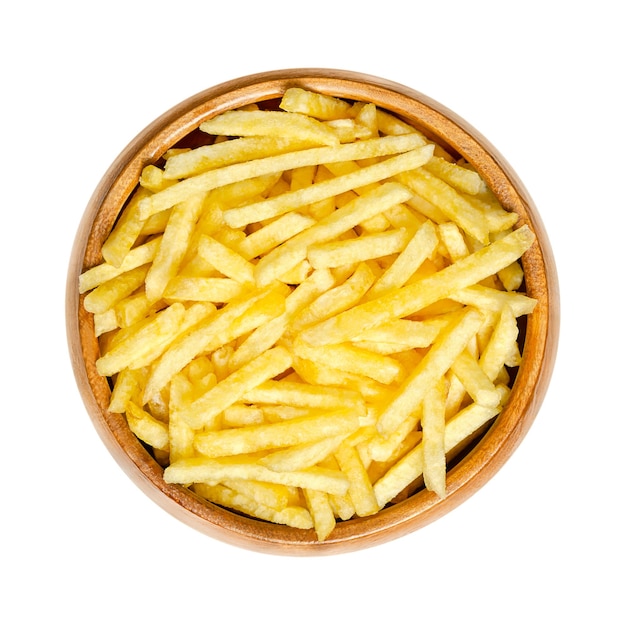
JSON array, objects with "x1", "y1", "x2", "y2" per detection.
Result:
[{"x1": 79, "y1": 87, "x2": 536, "y2": 540}]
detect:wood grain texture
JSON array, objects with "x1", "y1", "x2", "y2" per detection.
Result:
[{"x1": 66, "y1": 68, "x2": 559, "y2": 555}]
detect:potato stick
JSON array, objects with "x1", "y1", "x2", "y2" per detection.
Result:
[
  {"x1": 241, "y1": 380, "x2": 366, "y2": 413},
  {"x1": 79, "y1": 236, "x2": 162, "y2": 293},
  {"x1": 163, "y1": 136, "x2": 318, "y2": 179},
  {"x1": 237, "y1": 212, "x2": 316, "y2": 260},
  {"x1": 222, "y1": 145, "x2": 434, "y2": 228},
  {"x1": 164, "y1": 456, "x2": 350, "y2": 496},
  {"x1": 254, "y1": 182, "x2": 414, "y2": 286},
  {"x1": 199, "y1": 109, "x2": 341, "y2": 146},
  {"x1": 96, "y1": 303, "x2": 186, "y2": 377},
  {"x1": 479, "y1": 305, "x2": 519, "y2": 381},
  {"x1": 108, "y1": 367, "x2": 146, "y2": 414},
  {"x1": 222, "y1": 404, "x2": 265, "y2": 427},
  {"x1": 280, "y1": 87, "x2": 353, "y2": 120},
  {"x1": 290, "y1": 262, "x2": 376, "y2": 331},
  {"x1": 126, "y1": 302, "x2": 214, "y2": 372},
  {"x1": 421, "y1": 380, "x2": 448, "y2": 498},
  {"x1": 292, "y1": 338, "x2": 405, "y2": 385},
  {"x1": 303, "y1": 489, "x2": 336, "y2": 541},
  {"x1": 163, "y1": 276, "x2": 245, "y2": 303},
  {"x1": 180, "y1": 346, "x2": 293, "y2": 430},
  {"x1": 374, "y1": 402, "x2": 501, "y2": 507},
  {"x1": 307, "y1": 228, "x2": 411, "y2": 270},
  {"x1": 144, "y1": 193, "x2": 206, "y2": 302},
  {"x1": 138, "y1": 134, "x2": 428, "y2": 219},
  {"x1": 195, "y1": 409, "x2": 359, "y2": 458},
  {"x1": 197, "y1": 234, "x2": 255, "y2": 285},
  {"x1": 334, "y1": 441, "x2": 379, "y2": 517},
  {"x1": 299, "y1": 225, "x2": 535, "y2": 347},
  {"x1": 193, "y1": 483, "x2": 314, "y2": 529},
  {"x1": 438, "y1": 221, "x2": 470, "y2": 261},
  {"x1": 450, "y1": 349, "x2": 501, "y2": 407},
  {"x1": 366, "y1": 220, "x2": 439, "y2": 299},
  {"x1": 101, "y1": 186, "x2": 151, "y2": 267},
  {"x1": 125, "y1": 401, "x2": 169, "y2": 451},
  {"x1": 400, "y1": 168, "x2": 491, "y2": 243},
  {"x1": 221, "y1": 479, "x2": 291, "y2": 510},
  {"x1": 83, "y1": 264, "x2": 149, "y2": 314},
  {"x1": 168, "y1": 373, "x2": 196, "y2": 464},
  {"x1": 376, "y1": 307, "x2": 484, "y2": 438},
  {"x1": 423, "y1": 156, "x2": 486, "y2": 195},
  {"x1": 143, "y1": 284, "x2": 288, "y2": 401},
  {"x1": 449, "y1": 284, "x2": 537, "y2": 317},
  {"x1": 94, "y1": 309, "x2": 118, "y2": 336},
  {"x1": 259, "y1": 433, "x2": 348, "y2": 472}
]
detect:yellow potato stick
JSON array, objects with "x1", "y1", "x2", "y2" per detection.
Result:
[
  {"x1": 93, "y1": 309, "x2": 118, "y2": 336},
  {"x1": 421, "y1": 380, "x2": 448, "y2": 499},
  {"x1": 366, "y1": 220, "x2": 439, "y2": 299},
  {"x1": 400, "y1": 168, "x2": 492, "y2": 243},
  {"x1": 423, "y1": 156, "x2": 486, "y2": 195},
  {"x1": 180, "y1": 346, "x2": 293, "y2": 430},
  {"x1": 101, "y1": 186, "x2": 151, "y2": 267},
  {"x1": 164, "y1": 456, "x2": 350, "y2": 496},
  {"x1": 197, "y1": 234, "x2": 256, "y2": 285},
  {"x1": 108, "y1": 367, "x2": 147, "y2": 414},
  {"x1": 374, "y1": 402, "x2": 501, "y2": 507},
  {"x1": 241, "y1": 380, "x2": 367, "y2": 413},
  {"x1": 195, "y1": 409, "x2": 359, "y2": 458},
  {"x1": 237, "y1": 212, "x2": 316, "y2": 260},
  {"x1": 299, "y1": 226, "x2": 535, "y2": 346},
  {"x1": 199, "y1": 109, "x2": 341, "y2": 146},
  {"x1": 280, "y1": 87, "x2": 353, "y2": 120},
  {"x1": 168, "y1": 373, "x2": 196, "y2": 464},
  {"x1": 307, "y1": 228, "x2": 411, "y2": 270},
  {"x1": 83, "y1": 264, "x2": 149, "y2": 314},
  {"x1": 334, "y1": 441, "x2": 379, "y2": 517},
  {"x1": 96, "y1": 303, "x2": 187, "y2": 377},
  {"x1": 163, "y1": 276, "x2": 245, "y2": 303},
  {"x1": 125, "y1": 401, "x2": 169, "y2": 451},
  {"x1": 303, "y1": 489, "x2": 337, "y2": 541},
  {"x1": 142, "y1": 284, "x2": 288, "y2": 401},
  {"x1": 163, "y1": 136, "x2": 317, "y2": 179},
  {"x1": 79, "y1": 236, "x2": 161, "y2": 293},
  {"x1": 220, "y1": 479, "x2": 291, "y2": 511},
  {"x1": 145, "y1": 197, "x2": 205, "y2": 303},
  {"x1": 193, "y1": 483, "x2": 314, "y2": 530},
  {"x1": 254, "y1": 182, "x2": 414, "y2": 286},
  {"x1": 138, "y1": 134, "x2": 428, "y2": 219},
  {"x1": 259, "y1": 434, "x2": 348, "y2": 472},
  {"x1": 479, "y1": 305, "x2": 520, "y2": 381},
  {"x1": 450, "y1": 349, "x2": 501, "y2": 407},
  {"x1": 450, "y1": 284, "x2": 537, "y2": 317},
  {"x1": 290, "y1": 262, "x2": 376, "y2": 331},
  {"x1": 376, "y1": 307, "x2": 484, "y2": 438},
  {"x1": 292, "y1": 338, "x2": 405, "y2": 385},
  {"x1": 222, "y1": 145, "x2": 434, "y2": 228}
]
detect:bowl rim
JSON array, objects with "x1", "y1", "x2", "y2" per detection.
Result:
[{"x1": 66, "y1": 67, "x2": 560, "y2": 556}]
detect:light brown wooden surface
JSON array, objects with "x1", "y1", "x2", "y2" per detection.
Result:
[{"x1": 66, "y1": 68, "x2": 559, "y2": 556}]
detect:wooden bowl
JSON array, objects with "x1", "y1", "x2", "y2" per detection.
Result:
[{"x1": 66, "y1": 68, "x2": 559, "y2": 556}]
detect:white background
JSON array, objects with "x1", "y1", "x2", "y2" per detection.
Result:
[{"x1": 3, "y1": 2, "x2": 624, "y2": 623}]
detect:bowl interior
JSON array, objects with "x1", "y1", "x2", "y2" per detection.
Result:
[{"x1": 67, "y1": 69, "x2": 559, "y2": 555}]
